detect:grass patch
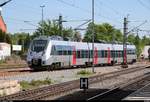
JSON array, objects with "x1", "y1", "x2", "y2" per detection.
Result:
[
  {"x1": 0, "y1": 60, "x2": 6, "y2": 64},
  {"x1": 77, "y1": 70, "x2": 93, "y2": 76},
  {"x1": 20, "y1": 78, "x2": 52, "y2": 90}
]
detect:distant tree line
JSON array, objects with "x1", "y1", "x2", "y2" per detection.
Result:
[{"x1": 0, "y1": 19, "x2": 150, "y2": 58}]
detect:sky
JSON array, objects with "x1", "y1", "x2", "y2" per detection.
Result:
[{"x1": 1, "y1": 0, "x2": 150, "y2": 37}]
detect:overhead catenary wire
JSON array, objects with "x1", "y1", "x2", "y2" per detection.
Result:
[
  {"x1": 96, "y1": 0, "x2": 124, "y2": 17},
  {"x1": 137, "y1": 0, "x2": 150, "y2": 10},
  {"x1": 56, "y1": 0, "x2": 122, "y2": 23}
]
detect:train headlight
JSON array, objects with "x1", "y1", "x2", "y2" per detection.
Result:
[
  {"x1": 42, "y1": 61, "x2": 46, "y2": 65},
  {"x1": 30, "y1": 52, "x2": 33, "y2": 56}
]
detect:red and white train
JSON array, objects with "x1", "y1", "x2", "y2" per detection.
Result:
[{"x1": 27, "y1": 36, "x2": 137, "y2": 71}]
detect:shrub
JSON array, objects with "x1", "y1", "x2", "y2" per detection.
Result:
[
  {"x1": 77, "y1": 70, "x2": 92, "y2": 75},
  {"x1": 20, "y1": 78, "x2": 52, "y2": 90}
]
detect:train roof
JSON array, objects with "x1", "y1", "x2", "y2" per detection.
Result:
[{"x1": 33, "y1": 36, "x2": 135, "y2": 47}]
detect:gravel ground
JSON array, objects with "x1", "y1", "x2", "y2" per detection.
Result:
[
  {"x1": 0, "y1": 62, "x2": 148, "y2": 84},
  {"x1": 53, "y1": 65, "x2": 150, "y2": 100}
]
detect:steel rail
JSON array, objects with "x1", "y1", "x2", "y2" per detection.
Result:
[{"x1": 87, "y1": 73, "x2": 150, "y2": 101}]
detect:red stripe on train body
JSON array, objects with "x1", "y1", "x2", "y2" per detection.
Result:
[
  {"x1": 94, "y1": 47, "x2": 98, "y2": 64},
  {"x1": 107, "y1": 47, "x2": 111, "y2": 64},
  {"x1": 72, "y1": 47, "x2": 76, "y2": 65}
]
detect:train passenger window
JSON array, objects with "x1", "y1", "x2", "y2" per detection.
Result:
[
  {"x1": 90, "y1": 50, "x2": 93, "y2": 58},
  {"x1": 117, "y1": 51, "x2": 119, "y2": 57},
  {"x1": 85, "y1": 51, "x2": 88, "y2": 58},
  {"x1": 77, "y1": 51, "x2": 81, "y2": 58},
  {"x1": 98, "y1": 51, "x2": 101, "y2": 58},
  {"x1": 105, "y1": 51, "x2": 107, "y2": 57},
  {"x1": 121, "y1": 51, "x2": 124, "y2": 57},
  {"x1": 81, "y1": 50, "x2": 84, "y2": 58},
  {"x1": 68, "y1": 50, "x2": 72, "y2": 55},
  {"x1": 63, "y1": 50, "x2": 67, "y2": 55},
  {"x1": 101, "y1": 50, "x2": 104, "y2": 58},
  {"x1": 111, "y1": 51, "x2": 115, "y2": 58},
  {"x1": 82, "y1": 50, "x2": 87, "y2": 58},
  {"x1": 58, "y1": 51, "x2": 63, "y2": 55},
  {"x1": 133, "y1": 50, "x2": 136, "y2": 54},
  {"x1": 115, "y1": 51, "x2": 117, "y2": 58}
]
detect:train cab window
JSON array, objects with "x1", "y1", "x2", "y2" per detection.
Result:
[
  {"x1": 51, "y1": 45, "x2": 55, "y2": 55},
  {"x1": 127, "y1": 50, "x2": 129, "y2": 54}
]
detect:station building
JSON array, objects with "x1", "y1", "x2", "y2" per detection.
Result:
[{"x1": 0, "y1": 10, "x2": 11, "y2": 60}]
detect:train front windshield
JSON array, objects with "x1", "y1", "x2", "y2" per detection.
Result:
[{"x1": 31, "y1": 40, "x2": 47, "y2": 53}]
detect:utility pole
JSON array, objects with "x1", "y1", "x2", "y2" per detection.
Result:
[
  {"x1": 40, "y1": 5, "x2": 45, "y2": 36},
  {"x1": 59, "y1": 15, "x2": 63, "y2": 37},
  {"x1": 136, "y1": 29, "x2": 139, "y2": 36},
  {"x1": 112, "y1": 31, "x2": 115, "y2": 64},
  {"x1": 92, "y1": 0, "x2": 95, "y2": 73},
  {"x1": 55, "y1": 14, "x2": 67, "y2": 39},
  {"x1": 122, "y1": 17, "x2": 128, "y2": 68}
]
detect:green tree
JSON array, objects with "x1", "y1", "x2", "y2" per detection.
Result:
[
  {"x1": 83, "y1": 23, "x2": 123, "y2": 42},
  {"x1": 142, "y1": 35, "x2": 150, "y2": 45},
  {"x1": 11, "y1": 32, "x2": 31, "y2": 55},
  {"x1": 127, "y1": 34, "x2": 135, "y2": 44},
  {"x1": 73, "y1": 31, "x2": 82, "y2": 42},
  {"x1": 134, "y1": 35, "x2": 142, "y2": 57},
  {"x1": 0, "y1": 29, "x2": 12, "y2": 44},
  {"x1": 33, "y1": 20, "x2": 74, "y2": 39}
]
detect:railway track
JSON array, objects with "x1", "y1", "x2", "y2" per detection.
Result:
[
  {"x1": 0, "y1": 64, "x2": 28, "y2": 70},
  {"x1": 0, "y1": 62, "x2": 147, "y2": 78},
  {"x1": 0, "y1": 67, "x2": 32, "y2": 77},
  {"x1": 0, "y1": 65, "x2": 149, "y2": 100},
  {"x1": 87, "y1": 72, "x2": 150, "y2": 101}
]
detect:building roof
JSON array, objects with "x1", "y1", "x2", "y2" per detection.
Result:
[{"x1": 0, "y1": 15, "x2": 6, "y2": 32}]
